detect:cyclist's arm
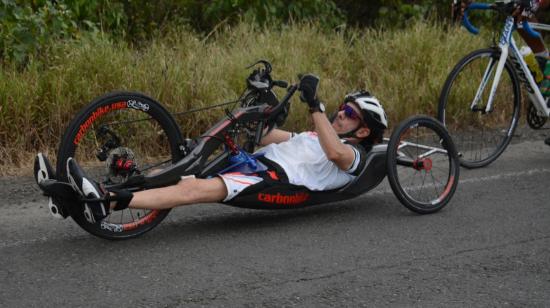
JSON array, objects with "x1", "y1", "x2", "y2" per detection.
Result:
[
  {"x1": 260, "y1": 128, "x2": 292, "y2": 145},
  {"x1": 310, "y1": 112, "x2": 355, "y2": 171},
  {"x1": 515, "y1": 0, "x2": 550, "y2": 54}
]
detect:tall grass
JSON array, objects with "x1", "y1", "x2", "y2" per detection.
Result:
[{"x1": 0, "y1": 21, "x2": 489, "y2": 173}]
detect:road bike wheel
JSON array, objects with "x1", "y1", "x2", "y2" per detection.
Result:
[
  {"x1": 438, "y1": 48, "x2": 521, "y2": 169},
  {"x1": 57, "y1": 91, "x2": 184, "y2": 239},
  {"x1": 387, "y1": 115, "x2": 460, "y2": 214}
]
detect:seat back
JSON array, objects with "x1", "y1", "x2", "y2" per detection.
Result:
[
  {"x1": 337, "y1": 144, "x2": 387, "y2": 196},
  {"x1": 225, "y1": 144, "x2": 388, "y2": 209}
]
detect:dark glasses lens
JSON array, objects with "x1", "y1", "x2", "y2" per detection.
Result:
[{"x1": 339, "y1": 104, "x2": 360, "y2": 120}]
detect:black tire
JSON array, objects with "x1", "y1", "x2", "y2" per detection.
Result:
[
  {"x1": 57, "y1": 91, "x2": 184, "y2": 239},
  {"x1": 387, "y1": 115, "x2": 460, "y2": 214},
  {"x1": 438, "y1": 48, "x2": 521, "y2": 169}
]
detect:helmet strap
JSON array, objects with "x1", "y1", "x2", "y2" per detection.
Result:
[{"x1": 337, "y1": 126, "x2": 361, "y2": 139}]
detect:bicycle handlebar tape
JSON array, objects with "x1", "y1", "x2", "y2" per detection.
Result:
[{"x1": 463, "y1": 3, "x2": 492, "y2": 35}]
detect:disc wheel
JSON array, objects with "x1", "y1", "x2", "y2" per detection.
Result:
[
  {"x1": 387, "y1": 116, "x2": 460, "y2": 214},
  {"x1": 57, "y1": 92, "x2": 184, "y2": 239},
  {"x1": 438, "y1": 48, "x2": 521, "y2": 168}
]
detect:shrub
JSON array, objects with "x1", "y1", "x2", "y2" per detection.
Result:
[{"x1": 0, "y1": 21, "x2": 488, "y2": 172}]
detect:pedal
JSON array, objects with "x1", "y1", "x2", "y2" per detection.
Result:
[
  {"x1": 37, "y1": 179, "x2": 78, "y2": 219},
  {"x1": 47, "y1": 197, "x2": 64, "y2": 219}
]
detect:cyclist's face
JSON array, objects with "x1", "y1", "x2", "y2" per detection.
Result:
[{"x1": 333, "y1": 102, "x2": 364, "y2": 133}]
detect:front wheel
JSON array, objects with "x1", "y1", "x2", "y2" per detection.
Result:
[
  {"x1": 57, "y1": 92, "x2": 185, "y2": 239},
  {"x1": 438, "y1": 48, "x2": 521, "y2": 168},
  {"x1": 386, "y1": 115, "x2": 460, "y2": 214}
]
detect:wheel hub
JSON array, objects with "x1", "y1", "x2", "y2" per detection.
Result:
[
  {"x1": 413, "y1": 157, "x2": 433, "y2": 171},
  {"x1": 105, "y1": 147, "x2": 138, "y2": 180}
]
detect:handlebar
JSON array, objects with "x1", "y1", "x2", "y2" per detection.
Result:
[
  {"x1": 272, "y1": 80, "x2": 288, "y2": 88},
  {"x1": 246, "y1": 59, "x2": 289, "y2": 91},
  {"x1": 462, "y1": 3, "x2": 491, "y2": 35},
  {"x1": 463, "y1": 2, "x2": 541, "y2": 39},
  {"x1": 269, "y1": 84, "x2": 298, "y2": 115},
  {"x1": 254, "y1": 84, "x2": 298, "y2": 145}
]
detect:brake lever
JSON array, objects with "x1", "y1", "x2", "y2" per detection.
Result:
[{"x1": 246, "y1": 60, "x2": 272, "y2": 74}]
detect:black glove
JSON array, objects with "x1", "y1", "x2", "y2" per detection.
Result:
[{"x1": 298, "y1": 74, "x2": 320, "y2": 108}]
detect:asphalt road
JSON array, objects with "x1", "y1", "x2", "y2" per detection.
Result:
[{"x1": 1, "y1": 134, "x2": 549, "y2": 307}]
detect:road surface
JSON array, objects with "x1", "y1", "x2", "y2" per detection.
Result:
[{"x1": 1, "y1": 133, "x2": 549, "y2": 306}]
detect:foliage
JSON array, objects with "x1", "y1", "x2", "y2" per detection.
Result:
[
  {"x1": 0, "y1": 21, "x2": 490, "y2": 172},
  {"x1": 331, "y1": 1, "x2": 444, "y2": 28},
  {"x1": 0, "y1": 0, "x2": 348, "y2": 66},
  {"x1": 0, "y1": 0, "x2": 79, "y2": 64},
  {"x1": 3, "y1": 1, "x2": 505, "y2": 67},
  {"x1": 0, "y1": 0, "x2": 129, "y2": 65},
  {"x1": 201, "y1": 0, "x2": 345, "y2": 30}
]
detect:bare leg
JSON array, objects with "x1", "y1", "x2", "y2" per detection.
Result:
[{"x1": 120, "y1": 177, "x2": 228, "y2": 210}]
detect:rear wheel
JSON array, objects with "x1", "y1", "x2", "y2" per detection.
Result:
[
  {"x1": 438, "y1": 48, "x2": 521, "y2": 168},
  {"x1": 57, "y1": 92, "x2": 184, "y2": 239},
  {"x1": 387, "y1": 116, "x2": 460, "y2": 214}
]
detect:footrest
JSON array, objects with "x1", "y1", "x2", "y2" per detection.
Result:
[
  {"x1": 34, "y1": 153, "x2": 56, "y2": 183},
  {"x1": 38, "y1": 179, "x2": 79, "y2": 219}
]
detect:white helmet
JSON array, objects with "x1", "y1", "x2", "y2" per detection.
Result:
[{"x1": 344, "y1": 90, "x2": 388, "y2": 129}]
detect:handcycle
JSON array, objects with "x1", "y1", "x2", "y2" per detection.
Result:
[
  {"x1": 34, "y1": 60, "x2": 460, "y2": 240},
  {"x1": 439, "y1": 1, "x2": 550, "y2": 168}
]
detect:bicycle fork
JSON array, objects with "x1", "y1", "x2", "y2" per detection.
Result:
[
  {"x1": 471, "y1": 17, "x2": 515, "y2": 114},
  {"x1": 470, "y1": 53, "x2": 503, "y2": 114}
]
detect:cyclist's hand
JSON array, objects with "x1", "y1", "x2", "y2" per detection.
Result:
[{"x1": 298, "y1": 73, "x2": 320, "y2": 108}]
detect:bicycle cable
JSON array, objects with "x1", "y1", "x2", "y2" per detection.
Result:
[{"x1": 102, "y1": 88, "x2": 247, "y2": 127}]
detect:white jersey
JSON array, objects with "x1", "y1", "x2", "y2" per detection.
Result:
[{"x1": 257, "y1": 131, "x2": 362, "y2": 191}]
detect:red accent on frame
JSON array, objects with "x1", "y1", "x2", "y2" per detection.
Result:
[
  {"x1": 223, "y1": 132, "x2": 239, "y2": 154},
  {"x1": 203, "y1": 111, "x2": 244, "y2": 141},
  {"x1": 266, "y1": 170, "x2": 279, "y2": 180}
]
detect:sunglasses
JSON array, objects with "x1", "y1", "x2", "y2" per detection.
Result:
[{"x1": 339, "y1": 103, "x2": 362, "y2": 121}]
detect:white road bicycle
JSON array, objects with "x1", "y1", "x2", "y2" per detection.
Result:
[{"x1": 439, "y1": 1, "x2": 550, "y2": 168}]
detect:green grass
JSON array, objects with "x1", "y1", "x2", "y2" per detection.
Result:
[{"x1": 0, "y1": 21, "x2": 489, "y2": 174}]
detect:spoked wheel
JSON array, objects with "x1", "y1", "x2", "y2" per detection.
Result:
[
  {"x1": 438, "y1": 48, "x2": 521, "y2": 169},
  {"x1": 56, "y1": 92, "x2": 184, "y2": 239},
  {"x1": 387, "y1": 116, "x2": 460, "y2": 214}
]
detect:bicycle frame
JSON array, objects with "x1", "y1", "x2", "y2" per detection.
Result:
[
  {"x1": 107, "y1": 85, "x2": 299, "y2": 191},
  {"x1": 471, "y1": 16, "x2": 550, "y2": 119},
  {"x1": 32, "y1": 56, "x2": 462, "y2": 239}
]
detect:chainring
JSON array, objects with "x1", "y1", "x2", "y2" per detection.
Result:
[{"x1": 527, "y1": 102, "x2": 547, "y2": 130}]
